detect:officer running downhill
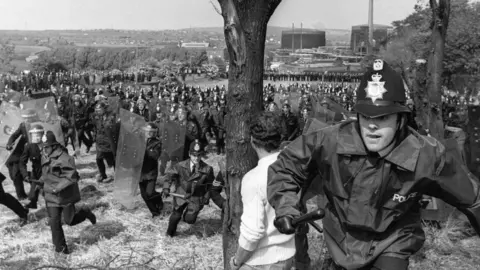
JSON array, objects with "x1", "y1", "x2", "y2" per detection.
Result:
[
  {"x1": 19, "y1": 124, "x2": 45, "y2": 209},
  {"x1": 163, "y1": 139, "x2": 218, "y2": 237},
  {"x1": 267, "y1": 59, "x2": 480, "y2": 270},
  {"x1": 139, "y1": 123, "x2": 164, "y2": 218},
  {"x1": 6, "y1": 108, "x2": 40, "y2": 200}
]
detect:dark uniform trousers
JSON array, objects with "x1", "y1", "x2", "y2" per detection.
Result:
[
  {"x1": 6, "y1": 161, "x2": 27, "y2": 199},
  {"x1": 96, "y1": 151, "x2": 115, "y2": 179},
  {"x1": 167, "y1": 197, "x2": 204, "y2": 236},
  {"x1": 0, "y1": 173, "x2": 28, "y2": 219},
  {"x1": 139, "y1": 180, "x2": 163, "y2": 216},
  {"x1": 5, "y1": 122, "x2": 29, "y2": 199},
  {"x1": 47, "y1": 204, "x2": 90, "y2": 253},
  {"x1": 165, "y1": 158, "x2": 217, "y2": 237},
  {"x1": 20, "y1": 143, "x2": 44, "y2": 206},
  {"x1": 77, "y1": 127, "x2": 92, "y2": 149}
]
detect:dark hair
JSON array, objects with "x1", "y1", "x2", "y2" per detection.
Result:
[{"x1": 249, "y1": 112, "x2": 282, "y2": 152}]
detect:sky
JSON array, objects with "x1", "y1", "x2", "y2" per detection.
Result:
[{"x1": 0, "y1": 0, "x2": 420, "y2": 31}]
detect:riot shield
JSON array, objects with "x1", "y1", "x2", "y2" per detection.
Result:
[
  {"x1": 0, "y1": 103, "x2": 23, "y2": 169},
  {"x1": 322, "y1": 97, "x2": 349, "y2": 117},
  {"x1": 20, "y1": 96, "x2": 58, "y2": 122},
  {"x1": 106, "y1": 96, "x2": 120, "y2": 116},
  {"x1": 113, "y1": 109, "x2": 147, "y2": 209},
  {"x1": 312, "y1": 102, "x2": 337, "y2": 124},
  {"x1": 160, "y1": 121, "x2": 186, "y2": 164}
]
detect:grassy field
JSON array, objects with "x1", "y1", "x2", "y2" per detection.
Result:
[
  {"x1": 14, "y1": 45, "x2": 51, "y2": 58},
  {"x1": 0, "y1": 144, "x2": 479, "y2": 270}
]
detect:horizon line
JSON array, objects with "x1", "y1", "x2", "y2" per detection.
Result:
[{"x1": 0, "y1": 25, "x2": 359, "y2": 32}]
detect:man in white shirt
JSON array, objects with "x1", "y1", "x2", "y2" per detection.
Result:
[{"x1": 230, "y1": 112, "x2": 295, "y2": 270}]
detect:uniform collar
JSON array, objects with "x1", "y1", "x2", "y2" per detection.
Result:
[{"x1": 336, "y1": 121, "x2": 420, "y2": 172}]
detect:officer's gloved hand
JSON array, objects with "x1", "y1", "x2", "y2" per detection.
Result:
[
  {"x1": 274, "y1": 216, "x2": 296, "y2": 235},
  {"x1": 6, "y1": 144, "x2": 13, "y2": 151},
  {"x1": 162, "y1": 188, "x2": 170, "y2": 198}
]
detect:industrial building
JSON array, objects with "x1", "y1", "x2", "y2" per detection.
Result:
[
  {"x1": 350, "y1": 24, "x2": 392, "y2": 54},
  {"x1": 281, "y1": 29, "x2": 326, "y2": 50}
]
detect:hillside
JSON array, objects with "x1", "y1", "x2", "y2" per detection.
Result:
[{"x1": 1, "y1": 143, "x2": 479, "y2": 269}]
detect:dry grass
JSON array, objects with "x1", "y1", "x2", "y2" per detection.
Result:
[
  {"x1": 1, "y1": 146, "x2": 479, "y2": 270},
  {"x1": 0, "y1": 146, "x2": 224, "y2": 270}
]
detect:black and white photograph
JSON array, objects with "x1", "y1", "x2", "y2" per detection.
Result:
[{"x1": 0, "y1": 0, "x2": 479, "y2": 269}]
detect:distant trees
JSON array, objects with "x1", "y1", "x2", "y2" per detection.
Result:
[
  {"x1": 0, "y1": 40, "x2": 16, "y2": 73},
  {"x1": 32, "y1": 46, "x2": 211, "y2": 72},
  {"x1": 381, "y1": 0, "x2": 480, "y2": 86}
]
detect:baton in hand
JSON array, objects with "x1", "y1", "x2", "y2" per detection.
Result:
[{"x1": 292, "y1": 209, "x2": 325, "y2": 227}]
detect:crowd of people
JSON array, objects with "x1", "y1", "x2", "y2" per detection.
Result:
[
  {"x1": 0, "y1": 59, "x2": 479, "y2": 269},
  {"x1": 0, "y1": 70, "x2": 157, "y2": 93}
]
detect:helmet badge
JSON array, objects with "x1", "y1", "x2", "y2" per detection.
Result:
[{"x1": 366, "y1": 73, "x2": 387, "y2": 103}]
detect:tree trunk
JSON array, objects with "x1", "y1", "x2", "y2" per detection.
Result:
[
  {"x1": 217, "y1": 0, "x2": 281, "y2": 269},
  {"x1": 412, "y1": 59, "x2": 428, "y2": 130},
  {"x1": 424, "y1": 0, "x2": 450, "y2": 140}
]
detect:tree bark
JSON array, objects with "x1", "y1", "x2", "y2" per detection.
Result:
[
  {"x1": 424, "y1": 0, "x2": 450, "y2": 140},
  {"x1": 217, "y1": 0, "x2": 281, "y2": 269}
]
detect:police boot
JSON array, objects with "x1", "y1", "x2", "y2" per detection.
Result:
[
  {"x1": 166, "y1": 211, "x2": 182, "y2": 237},
  {"x1": 85, "y1": 209, "x2": 97, "y2": 225}
]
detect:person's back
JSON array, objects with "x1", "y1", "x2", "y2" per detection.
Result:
[{"x1": 230, "y1": 112, "x2": 295, "y2": 270}]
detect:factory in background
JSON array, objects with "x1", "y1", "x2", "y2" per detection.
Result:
[
  {"x1": 281, "y1": 23, "x2": 326, "y2": 50},
  {"x1": 350, "y1": 24, "x2": 392, "y2": 54}
]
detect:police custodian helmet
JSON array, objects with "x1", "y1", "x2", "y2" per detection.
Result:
[{"x1": 354, "y1": 59, "x2": 411, "y2": 118}]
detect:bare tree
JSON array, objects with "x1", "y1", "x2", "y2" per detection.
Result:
[{"x1": 215, "y1": 0, "x2": 282, "y2": 269}]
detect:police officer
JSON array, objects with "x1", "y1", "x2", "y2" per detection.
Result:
[
  {"x1": 19, "y1": 124, "x2": 45, "y2": 209},
  {"x1": 281, "y1": 101, "x2": 299, "y2": 142},
  {"x1": 134, "y1": 98, "x2": 150, "y2": 122},
  {"x1": 163, "y1": 140, "x2": 216, "y2": 237},
  {"x1": 92, "y1": 102, "x2": 117, "y2": 183},
  {"x1": 267, "y1": 59, "x2": 480, "y2": 270},
  {"x1": 139, "y1": 123, "x2": 164, "y2": 218},
  {"x1": 6, "y1": 109, "x2": 40, "y2": 200},
  {"x1": 72, "y1": 94, "x2": 93, "y2": 153},
  {"x1": 40, "y1": 131, "x2": 96, "y2": 254}
]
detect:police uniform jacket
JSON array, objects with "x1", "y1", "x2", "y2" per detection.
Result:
[
  {"x1": 141, "y1": 137, "x2": 162, "y2": 181},
  {"x1": 281, "y1": 112, "x2": 299, "y2": 141},
  {"x1": 93, "y1": 114, "x2": 118, "y2": 153},
  {"x1": 133, "y1": 108, "x2": 150, "y2": 122},
  {"x1": 267, "y1": 120, "x2": 480, "y2": 269},
  {"x1": 6, "y1": 123, "x2": 29, "y2": 163},
  {"x1": 40, "y1": 146, "x2": 81, "y2": 207},
  {"x1": 72, "y1": 103, "x2": 89, "y2": 129},
  {"x1": 19, "y1": 142, "x2": 43, "y2": 180},
  {"x1": 164, "y1": 159, "x2": 215, "y2": 207}
]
